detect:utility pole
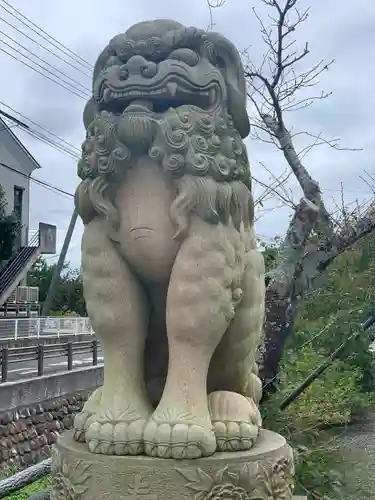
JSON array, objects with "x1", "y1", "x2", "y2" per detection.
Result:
[{"x1": 41, "y1": 209, "x2": 78, "y2": 316}]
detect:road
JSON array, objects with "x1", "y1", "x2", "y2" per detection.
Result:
[
  {"x1": 4, "y1": 349, "x2": 103, "y2": 382},
  {"x1": 339, "y1": 415, "x2": 375, "y2": 499}
]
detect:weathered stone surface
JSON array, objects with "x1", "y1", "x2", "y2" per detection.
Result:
[
  {"x1": 51, "y1": 430, "x2": 295, "y2": 499},
  {"x1": 0, "y1": 425, "x2": 9, "y2": 437}
]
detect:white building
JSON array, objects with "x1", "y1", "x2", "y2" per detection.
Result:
[
  {"x1": 0, "y1": 115, "x2": 57, "y2": 312},
  {"x1": 0, "y1": 115, "x2": 41, "y2": 246}
]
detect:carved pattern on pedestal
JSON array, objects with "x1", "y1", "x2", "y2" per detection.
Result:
[
  {"x1": 122, "y1": 474, "x2": 158, "y2": 500},
  {"x1": 176, "y1": 457, "x2": 295, "y2": 500},
  {"x1": 50, "y1": 448, "x2": 91, "y2": 500}
]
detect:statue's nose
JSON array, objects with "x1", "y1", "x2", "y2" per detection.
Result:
[{"x1": 125, "y1": 55, "x2": 157, "y2": 78}]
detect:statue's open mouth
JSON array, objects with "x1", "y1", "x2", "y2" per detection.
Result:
[{"x1": 97, "y1": 79, "x2": 220, "y2": 115}]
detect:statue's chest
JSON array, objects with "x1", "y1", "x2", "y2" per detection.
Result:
[{"x1": 115, "y1": 158, "x2": 181, "y2": 282}]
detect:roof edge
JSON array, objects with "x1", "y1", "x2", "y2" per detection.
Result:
[{"x1": 0, "y1": 116, "x2": 41, "y2": 170}]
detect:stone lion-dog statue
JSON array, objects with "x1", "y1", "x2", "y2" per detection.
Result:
[{"x1": 73, "y1": 19, "x2": 265, "y2": 460}]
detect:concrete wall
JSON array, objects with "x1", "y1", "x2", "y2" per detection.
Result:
[{"x1": 0, "y1": 366, "x2": 103, "y2": 470}]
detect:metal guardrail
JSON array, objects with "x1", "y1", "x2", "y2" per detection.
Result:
[
  {"x1": 0, "y1": 339, "x2": 100, "y2": 383},
  {"x1": 0, "y1": 316, "x2": 93, "y2": 340}
]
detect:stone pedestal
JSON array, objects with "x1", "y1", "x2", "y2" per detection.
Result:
[{"x1": 50, "y1": 430, "x2": 297, "y2": 499}]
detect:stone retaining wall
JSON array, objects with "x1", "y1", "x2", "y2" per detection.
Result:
[
  {"x1": 0, "y1": 366, "x2": 103, "y2": 472},
  {"x1": 0, "y1": 393, "x2": 89, "y2": 471}
]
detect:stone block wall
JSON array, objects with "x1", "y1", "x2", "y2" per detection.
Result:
[{"x1": 0, "y1": 393, "x2": 88, "y2": 471}]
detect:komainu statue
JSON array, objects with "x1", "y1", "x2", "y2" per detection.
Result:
[{"x1": 73, "y1": 19, "x2": 265, "y2": 460}]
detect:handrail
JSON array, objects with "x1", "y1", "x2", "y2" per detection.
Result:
[
  {"x1": 0, "y1": 316, "x2": 94, "y2": 341},
  {"x1": 0, "y1": 230, "x2": 40, "y2": 294},
  {"x1": 0, "y1": 338, "x2": 101, "y2": 382},
  {"x1": 1, "y1": 231, "x2": 39, "y2": 280},
  {"x1": 0, "y1": 247, "x2": 37, "y2": 294},
  {"x1": 5, "y1": 340, "x2": 96, "y2": 356}
]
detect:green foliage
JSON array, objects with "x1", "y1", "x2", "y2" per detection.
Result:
[
  {"x1": 278, "y1": 346, "x2": 372, "y2": 427},
  {"x1": 296, "y1": 232, "x2": 375, "y2": 393},
  {"x1": 260, "y1": 233, "x2": 375, "y2": 498},
  {"x1": 0, "y1": 184, "x2": 21, "y2": 265},
  {"x1": 262, "y1": 345, "x2": 373, "y2": 499},
  {"x1": 3, "y1": 478, "x2": 50, "y2": 499},
  {"x1": 259, "y1": 236, "x2": 281, "y2": 273},
  {"x1": 27, "y1": 256, "x2": 87, "y2": 316}
]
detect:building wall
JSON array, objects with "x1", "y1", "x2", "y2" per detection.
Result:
[{"x1": 0, "y1": 132, "x2": 33, "y2": 247}]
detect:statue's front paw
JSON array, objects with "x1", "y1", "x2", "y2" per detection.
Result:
[
  {"x1": 208, "y1": 391, "x2": 261, "y2": 451},
  {"x1": 73, "y1": 387, "x2": 103, "y2": 443},
  {"x1": 143, "y1": 412, "x2": 216, "y2": 459},
  {"x1": 74, "y1": 411, "x2": 94, "y2": 443},
  {"x1": 84, "y1": 407, "x2": 150, "y2": 456}
]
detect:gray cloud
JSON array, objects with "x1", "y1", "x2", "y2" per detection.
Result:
[{"x1": 1, "y1": 0, "x2": 374, "y2": 264}]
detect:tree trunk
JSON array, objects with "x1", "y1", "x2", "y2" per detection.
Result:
[{"x1": 260, "y1": 286, "x2": 296, "y2": 393}]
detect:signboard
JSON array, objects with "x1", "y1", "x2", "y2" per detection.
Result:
[{"x1": 38, "y1": 222, "x2": 57, "y2": 254}]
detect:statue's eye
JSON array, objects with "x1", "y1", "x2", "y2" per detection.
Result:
[{"x1": 168, "y1": 48, "x2": 199, "y2": 66}]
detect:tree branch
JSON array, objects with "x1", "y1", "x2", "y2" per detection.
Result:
[
  {"x1": 205, "y1": 0, "x2": 225, "y2": 30},
  {"x1": 318, "y1": 202, "x2": 375, "y2": 272}
]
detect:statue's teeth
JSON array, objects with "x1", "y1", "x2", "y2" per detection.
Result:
[
  {"x1": 103, "y1": 88, "x2": 112, "y2": 102},
  {"x1": 166, "y1": 82, "x2": 178, "y2": 96},
  {"x1": 209, "y1": 88, "x2": 216, "y2": 106}
]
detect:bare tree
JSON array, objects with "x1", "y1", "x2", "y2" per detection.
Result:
[
  {"x1": 210, "y1": 0, "x2": 375, "y2": 392},
  {"x1": 206, "y1": 0, "x2": 226, "y2": 30}
]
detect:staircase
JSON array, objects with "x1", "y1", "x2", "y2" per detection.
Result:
[{"x1": 0, "y1": 230, "x2": 41, "y2": 307}]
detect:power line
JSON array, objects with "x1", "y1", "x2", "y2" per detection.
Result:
[
  {"x1": 1, "y1": 117, "x2": 80, "y2": 161},
  {"x1": 0, "y1": 41, "x2": 89, "y2": 100},
  {"x1": 0, "y1": 101, "x2": 81, "y2": 154},
  {"x1": 0, "y1": 161, "x2": 74, "y2": 200},
  {"x1": 0, "y1": 15, "x2": 91, "y2": 78},
  {"x1": 0, "y1": 109, "x2": 29, "y2": 128},
  {"x1": 0, "y1": 30, "x2": 91, "y2": 95},
  {"x1": 0, "y1": 0, "x2": 93, "y2": 71},
  {"x1": 20, "y1": 127, "x2": 80, "y2": 161},
  {"x1": 0, "y1": 106, "x2": 80, "y2": 169},
  {"x1": 0, "y1": 7, "x2": 92, "y2": 159},
  {"x1": 0, "y1": 122, "x2": 21, "y2": 132}
]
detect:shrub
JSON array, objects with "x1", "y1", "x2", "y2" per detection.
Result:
[{"x1": 262, "y1": 342, "x2": 374, "y2": 498}]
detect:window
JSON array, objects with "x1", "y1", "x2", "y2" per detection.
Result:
[{"x1": 13, "y1": 186, "x2": 23, "y2": 221}]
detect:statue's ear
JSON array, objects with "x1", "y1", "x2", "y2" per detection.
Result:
[
  {"x1": 93, "y1": 44, "x2": 114, "y2": 84},
  {"x1": 204, "y1": 32, "x2": 250, "y2": 139}
]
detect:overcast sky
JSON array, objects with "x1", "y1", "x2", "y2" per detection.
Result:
[{"x1": 0, "y1": 0, "x2": 374, "y2": 267}]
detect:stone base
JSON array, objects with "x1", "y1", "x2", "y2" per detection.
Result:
[{"x1": 50, "y1": 430, "x2": 296, "y2": 499}]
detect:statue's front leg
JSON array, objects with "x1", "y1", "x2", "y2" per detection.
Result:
[
  {"x1": 74, "y1": 217, "x2": 152, "y2": 456},
  {"x1": 143, "y1": 219, "x2": 238, "y2": 459}
]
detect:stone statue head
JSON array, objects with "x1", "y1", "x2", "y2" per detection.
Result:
[
  {"x1": 84, "y1": 20, "x2": 249, "y2": 137},
  {"x1": 76, "y1": 19, "x2": 253, "y2": 240}
]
